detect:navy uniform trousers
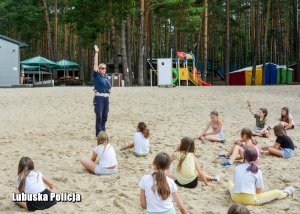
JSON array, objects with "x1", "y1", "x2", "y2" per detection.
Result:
[{"x1": 93, "y1": 96, "x2": 109, "y2": 137}]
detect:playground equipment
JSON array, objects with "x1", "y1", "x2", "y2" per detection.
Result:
[
  {"x1": 175, "y1": 51, "x2": 211, "y2": 86},
  {"x1": 147, "y1": 51, "x2": 211, "y2": 87},
  {"x1": 157, "y1": 58, "x2": 173, "y2": 86}
]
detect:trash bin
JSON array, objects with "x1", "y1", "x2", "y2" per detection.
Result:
[
  {"x1": 277, "y1": 67, "x2": 287, "y2": 84},
  {"x1": 112, "y1": 73, "x2": 123, "y2": 87},
  {"x1": 287, "y1": 68, "x2": 293, "y2": 84}
]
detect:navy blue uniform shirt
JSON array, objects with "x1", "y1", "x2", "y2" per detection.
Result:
[{"x1": 93, "y1": 70, "x2": 111, "y2": 93}]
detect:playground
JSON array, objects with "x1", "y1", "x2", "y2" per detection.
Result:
[
  {"x1": 0, "y1": 86, "x2": 299, "y2": 213},
  {"x1": 148, "y1": 51, "x2": 211, "y2": 87}
]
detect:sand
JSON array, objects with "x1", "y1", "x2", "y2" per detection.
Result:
[{"x1": 0, "y1": 86, "x2": 299, "y2": 214}]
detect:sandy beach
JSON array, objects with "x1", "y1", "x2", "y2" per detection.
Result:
[{"x1": 0, "y1": 86, "x2": 299, "y2": 214}]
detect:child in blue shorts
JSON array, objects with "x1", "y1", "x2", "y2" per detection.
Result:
[{"x1": 261, "y1": 124, "x2": 295, "y2": 158}]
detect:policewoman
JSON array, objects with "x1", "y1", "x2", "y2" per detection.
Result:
[{"x1": 93, "y1": 45, "x2": 111, "y2": 137}]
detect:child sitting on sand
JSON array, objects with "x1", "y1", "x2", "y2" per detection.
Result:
[
  {"x1": 220, "y1": 128, "x2": 259, "y2": 167},
  {"x1": 261, "y1": 124, "x2": 295, "y2": 158},
  {"x1": 247, "y1": 100, "x2": 269, "y2": 138},
  {"x1": 139, "y1": 153, "x2": 188, "y2": 214},
  {"x1": 272, "y1": 107, "x2": 295, "y2": 130},
  {"x1": 120, "y1": 122, "x2": 150, "y2": 157},
  {"x1": 80, "y1": 131, "x2": 117, "y2": 174},
  {"x1": 15, "y1": 157, "x2": 57, "y2": 211},
  {"x1": 228, "y1": 148, "x2": 295, "y2": 205},
  {"x1": 170, "y1": 137, "x2": 220, "y2": 188},
  {"x1": 196, "y1": 111, "x2": 225, "y2": 143}
]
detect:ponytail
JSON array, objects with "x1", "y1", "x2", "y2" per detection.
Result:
[
  {"x1": 177, "y1": 153, "x2": 187, "y2": 173},
  {"x1": 137, "y1": 122, "x2": 150, "y2": 138},
  {"x1": 143, "y1": 128, "x2": 150, "y2": 138},
  {"x1": 244, "y1": 148, "x2": 259, "y2": 174},
  {"x1": 152, "y1": 169, "x2": 170, "y2": 200},
  {"x1": 246, "y1": 162, "x2": 258, "y2": 174},
  {"x1": 18, "y1": 168, "x2": 31, "y2": 192},
  {"x1": 17, "y1": 157, "x2": 34, "y2": 193},
  {"x1": 152, "y1": 153, "x2": 171, "y2": 200}
]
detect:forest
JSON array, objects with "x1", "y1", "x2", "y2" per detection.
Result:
[{"x1": 0, "y1": 0, "x2": 299, "y2": 85}]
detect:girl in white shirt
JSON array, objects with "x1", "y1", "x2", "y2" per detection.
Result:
[
  {"x1": 120, "y1": 122, "x2": 150, "y2": 157},
  {"x1": 229, "y1": 148, "x2": 295, "y2": 205},
  {"x1": 279, "y1": 107, "x2": 295, "y2": 130},
  {"x1": 268, "y1": 107, "x2": 295, "y2": 130},
  {"x1": 80, "y1": 131, "x2": 117, "y2": 174},
  {"x1": 15, "y1": 157, "x2": 57, "y2": 211},
  {"x1": 139, "y1": 153, "x2": 187, "y2": 214}
]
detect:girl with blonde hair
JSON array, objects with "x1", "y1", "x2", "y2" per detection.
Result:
[
  {"x1": 171, "y1": 137, "x2": 220, "y2": 188},
  {"x1": 80, "y1": 131, "x2": 117, "y2": 174},
  {"x1": 196, "y1": 111, "x2": 226, "y2": 143}
]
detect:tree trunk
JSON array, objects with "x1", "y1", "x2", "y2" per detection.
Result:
[
  {"x1": 126, "y1": 17, "x2": 133, "y2": 82},
  {"x1": 80, "y1": 47, "x2": 86, "y2": 81},
  {"x1": 174, "y1": 21, "x2": 178, "y2": 51},
  {"x1": 121, "y1": 20, "x2": 131, "y2": 86},
  {"x1": 54, "y1": 0, "x2": 58, "y2": 60},
  {"x1": 109, "y1": 0, "x2": 119, "y2": 73},
  {"x1": 292, "y1": 0, "x2": 300, "y2": 81},
  {"x1": 165, "y1": 18, "x2": 170, "y2": 56},
  {"x1": 42, "y1": 0, "x2": 53, "y2": 59},
  {"x1": 225, "y1": 0, "x2": 230, "y2": 85},
  {"x1": 262, "y1": 0, "x2": 271, "y2": 84},
  {"x1": 251, "y1": 0, "x2": 260, "y2": 85},
  {"x1": 138, "y1": 0, "x2": 145, "y2": 85},
  {"x1": 197, "y1": 15, "x2": 202, "y2": 62},
  {"x1": 63, "y1": 24, "x2": 69, "y2": 59},
  {"x1": 203, "y1": 0, "x2": 208, "y2": 81}
]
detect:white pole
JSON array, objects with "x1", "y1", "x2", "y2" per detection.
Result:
[{"x1": 150, "y1": 68, "x2": 153, "y2": 87}]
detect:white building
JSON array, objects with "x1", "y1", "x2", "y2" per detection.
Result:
[{"x1": 0, "y1": 34, "x2": 27, "y2": 86}]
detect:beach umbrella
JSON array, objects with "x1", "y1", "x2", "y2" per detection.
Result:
[
  {"x1": 56, "y1": 59, "x2": 79, "y2": 77},
  {"x1": 21, "y1": 56, "x2": 59, "y2": 82}
]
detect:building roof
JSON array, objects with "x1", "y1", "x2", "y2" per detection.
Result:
[{"x1": 0, "y1": 34, "x2": 28, "y2": 48}]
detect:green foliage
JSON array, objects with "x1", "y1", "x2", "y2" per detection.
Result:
[{"x1": 65, "y1": 0, "x2": 108, "y2": 47}]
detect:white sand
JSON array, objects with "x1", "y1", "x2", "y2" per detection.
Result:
[{"x1": 0, "y1": 86, "x2": 299, "y2": 214}]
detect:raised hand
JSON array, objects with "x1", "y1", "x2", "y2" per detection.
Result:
[{"x1": 94, "y1": 45, "x2": 99, "y2": 53}]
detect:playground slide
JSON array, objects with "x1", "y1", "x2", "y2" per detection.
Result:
[
  {"x1": 195, "y1": 76, "x2": 212, "y2": 86},
  {"x1": 192, "y1": 68, "x2": 212, "y2": 86}
]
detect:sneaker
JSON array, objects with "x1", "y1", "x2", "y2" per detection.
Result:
[
  {"x1": 218, "y1": 154, "x2": 229, "y2": 159},
  {"x1": 220, "y1": 139, "x2": 226, "y2": 144},
  {"x1": 261, "y1": 133, "x2": 270, "y2": 138},
  {"x1": 212, "y1": 175, "x2": 221, "y2": 182},
  {"x1": 267, "y1": 126, "x2": 271, "y2": 131},
  {"x1": 283, "y1": 186, "x2": 296, "y2": 196},
  {"x1": 221, "y1": 162, "x2": 232, "y2": 167}
]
